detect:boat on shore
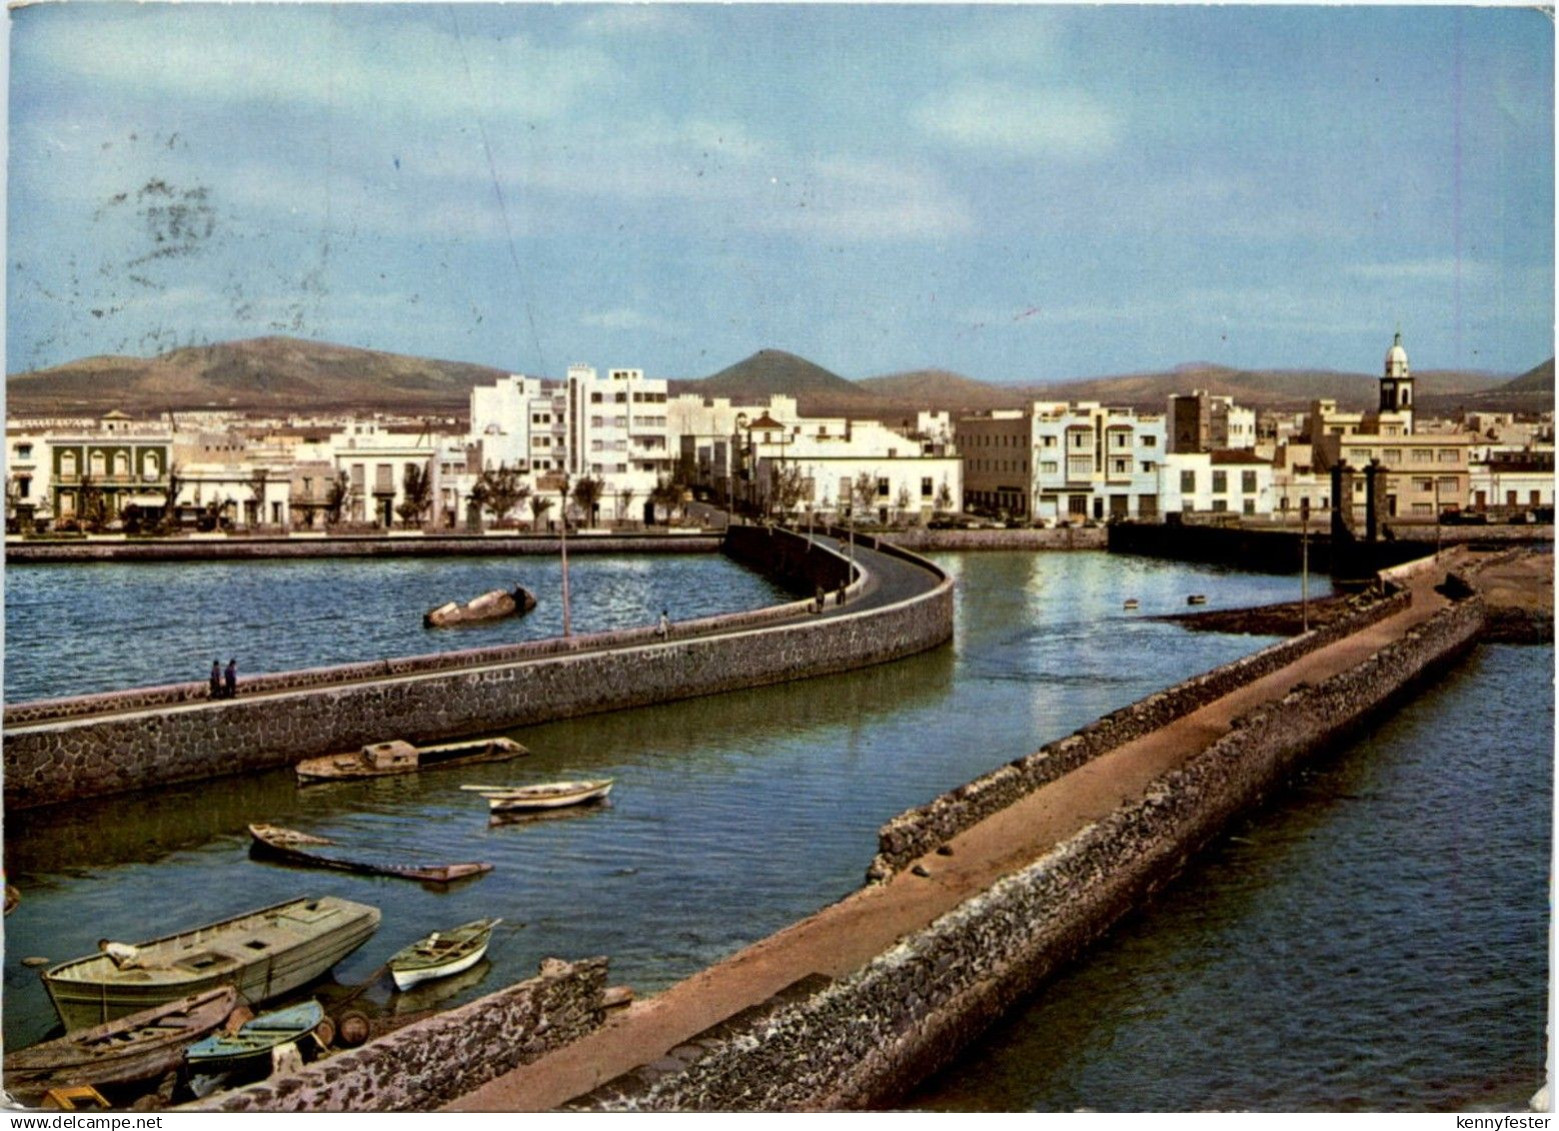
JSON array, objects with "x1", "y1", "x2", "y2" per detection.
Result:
[
  {"x1": 247, "y1": 824, "x2": 492, "y2": 884},
  {"x1": 3, "y1": 987, "x2": 240, "y2": 1097},
  {"x1": 388, "y1": 918, "x2": 502, "y2": 991},
  {"x1": 469, "y1": 779, "x2": 614, "y2": 813},
  {"x1": 184, "y1": 999, "x2": 326, "y2": 1075},
  {"x1": 41, "y1": 896, "x2": 381, "y2": 1031},
  {"x1": 295, "y1": 737, "x2": 526, "y2": 784}
]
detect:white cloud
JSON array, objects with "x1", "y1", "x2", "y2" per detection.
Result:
[
  {"x1": 1346, "y1": 259, "x2": 1496, "y2": 286},
  {"x1": 579, "y1": 309, "x2": 680, "y2": 336},
  {"x1": 912, "y1": 82, "x2": 1119, "y2": 158}
]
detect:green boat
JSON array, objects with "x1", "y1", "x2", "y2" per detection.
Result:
[
  {"x1": 42, "y1": 896, "x2": 380, "y2": 1031},
  {"x1": 184, "y1": 1000, "x2": 326, "y2": 1073}
]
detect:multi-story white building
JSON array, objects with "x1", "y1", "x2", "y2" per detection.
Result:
[
  {"x1": 1159, "y1": 449, "x2": 1275, "y2": 517},
  {"x1": 957, "y1": 402, "x2": 1165, "y2": 523}
]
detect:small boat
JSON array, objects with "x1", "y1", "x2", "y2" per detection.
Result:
[
  {"x1": 424, "y1": 586, "x2": 537, "y2": 627},
  {"x1": 295, "y1": 737, "x2": 526, "y2": 784},
  {"x1": 479, "y1": 779, "x2": 614, "y2": 813},
  {"x1": 388, "y1": 918, "x2": 502, "y2": 992},
  {"x1": 248, "y1": 823, "x2": 493, "y2": 884},
  {"x1": 1123, "y1": 598, "x2": 1140, "y2": 610},
  {"x1": 184, "y1": 1000, "x2": 326, "y2": 1074},
  {"x1": 41, "y1": 896, "x2": 381, "y2": 1031},
  {"x1": 3, "y1": 987, "x2": 240, "y2": 1096},
  {"x1": 1187, "y1": 594, "x2": 1208, "y2": 606}
]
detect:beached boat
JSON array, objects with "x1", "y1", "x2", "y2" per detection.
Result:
[
  {"x1": 388, "y1": 918, "x2": 502, "y2": 992},
  {"x1": 41, "y1": 896, "x2": 381, "y2": 1031},
  {"x1": 476, "y1": 779, "x2": 614, "y2": 813},
  {"x1": 295, "y1": 737, "x2": 526, "y2": 784},
  {"x1": 247, "y1": 824, "x2": 492, "y2": 884},
  {"x1": 3, "y1": 987, "x2": 239, "y2": 1097},
  {"x1": 184, "y1": 1000, "x2": 325, "y2": 1074},
  {"x1": 424, "y1": 586, "x2": 537, "y2": 627}
]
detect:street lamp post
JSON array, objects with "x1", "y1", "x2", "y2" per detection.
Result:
[{"x1": 560, "y1": 474, "x2": 572, "y2": 637}]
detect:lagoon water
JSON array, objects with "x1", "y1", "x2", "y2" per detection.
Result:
[{"x1": 2, "y1": 550, "x2": 1548, "y2": 1110}]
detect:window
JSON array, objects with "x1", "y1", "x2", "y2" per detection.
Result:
[
  {"x1": 1437, "y1": 477, "x2": 1458, "y2": 493},
  {"x1": 1041, "y1": 461, "x2": 1058, "y2": 474},
  {"x1": 1112, "y1": 459, "x2": 1128, "y2": 474},
  {"x1": 1211, "y1": 499, "x2": 1228, "y2": 513},
  {"x1": 591, "y1": 392, "x2": 603, "y2": 404},
  {"x1": 1241, "y1": 470, "x2": 1257, "y2": 493},
  {"x1": 877, "y1": 478, "x2": 890, "y2": 498},
  {"x1": 1411, "y1": 449, "x2": 1434, "y2": 463},
  {"x1": 15, "y1": 444, "x2": 31, "y2": 459},
  {"x1": 1043, "y1": 435, "x2": 1057, "y2": 447},
  {"x1": 1141, "y1": 435, "x2": 1157, "y2": 447},
  {"x1": 1438, "y1": 449, "x2": 1460, "y2": 464},
  {"x1": 1180, "y1": 469, "x2": 1195, "y2": 494},
  {"x1": 1413, "y1": 478, "x2": 1433, "y2": 492},
  {"x1": 16, "y1": 475, "x2": 30, "y2": 498},
  {"x1": 921, "y1": 477, "x2": 933, "y2": 498},
  {"x1": 1383, "y1": 449, "x2": 1402, "y2": 465},
  {"x1": 1212, "y1": 470, "x2": 1227, "y2": 494}
]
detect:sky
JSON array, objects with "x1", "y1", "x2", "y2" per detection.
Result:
[{"x1": 5, "y1": 2, "x2": 1554, "y2": 384}]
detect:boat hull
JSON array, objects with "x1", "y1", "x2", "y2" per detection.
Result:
[
  {"x1": 42, "y1": 897, "x2": 380, "y2": 1032},
  {"x1": 248, "y1": 824, "x2": 493, "y2": 884},
  {"x1": 4, "y1": 987, "x2": 239, "y2": 1095},
  {"x1": 295, "y1": 738, "x2": 526, "y2": 783},
  {"x1": 389, "y1": 919, "x2": 500, "y2": 992},
  {"x1": 486, "y1": 781, "x2": 612, "y2": 812},
  {"x1": 185, "y1": 1000, "x2": 324, "y2": 1072}
]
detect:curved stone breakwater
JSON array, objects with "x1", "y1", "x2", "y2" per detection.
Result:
[{"x1": 2, "y1": 526, "x2": 950, "y2": 811}]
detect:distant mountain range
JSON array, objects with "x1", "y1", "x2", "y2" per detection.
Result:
[{"x1": 6, "y1": 337, "x2": 1550, "y2": 419}]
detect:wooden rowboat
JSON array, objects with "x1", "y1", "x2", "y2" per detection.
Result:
[
  {"x1": 295, "y1": 737, "x2": 526, "y2": 784},
  {"x1": 247, "y1": 823, "x2": 493, "y2": 884},
  {"x1": 388, "y1": 918, "x2": 502, "y2": 992},
  {"x1": 42, "y1": 896, "x2": 380, "y2": 1032},
  {"x1": 3, "y1": 986, "x2": 239, "y2": 1096},
  {"x1": 475, "y1": 779, "x2": 614, "y2": 813},
  {"x1": 184, "y1": 1000, "x2": 325, "y2": 1073}
]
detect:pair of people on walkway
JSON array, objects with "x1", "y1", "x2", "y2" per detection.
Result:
[{"x1": 209, "y1": 658, "x2": 237, "y2": 699}]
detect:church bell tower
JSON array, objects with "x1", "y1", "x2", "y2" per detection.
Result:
[{"x1": 1379, "y1": 330, "x2": 1414, "y2": 434}]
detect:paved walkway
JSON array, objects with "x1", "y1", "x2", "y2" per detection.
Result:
[{"x1": 447, "y1": 551, "x2": 1468, "y2": 1112}]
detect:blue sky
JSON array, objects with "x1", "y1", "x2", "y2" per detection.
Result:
[{"x1": 6, "y1": 3, "x2": 1553, "y2": 383}]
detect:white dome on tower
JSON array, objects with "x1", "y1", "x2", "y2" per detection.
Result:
[{"x1": 1384, "y1": 331, "x2": 1410, "y2": 378}]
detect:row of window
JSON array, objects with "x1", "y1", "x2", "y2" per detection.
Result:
[{"x1": 1180, "y1": 469, "x2": 1262, "y2": 494}]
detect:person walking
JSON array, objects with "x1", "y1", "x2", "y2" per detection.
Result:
[
  {"x1": 209, "y1": 660, "x2": 222, "y2": 699},
  {"x1": 656, "y1": 609, "x2": 669, "y2": 639},
  {"x1": 223, "y1": 658, "x2": 237, "y2": 699}
]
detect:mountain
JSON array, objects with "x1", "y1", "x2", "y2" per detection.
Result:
[
  {"x1": 6, "y1": 337, "x2": 508, "y2": 415},
  {"x1": 857, "y1": 369, "x2": 1028, "y2": 413},
  {"x1": 1414, "y1": 357, "x2": 1553, "y2": 415},
  {"x1": 669, "y1": 349, "x2": 891, "y2": 416}
]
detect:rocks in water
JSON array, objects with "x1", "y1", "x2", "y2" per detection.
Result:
[{"x1": 424, "y1": 587, "x2": 538, "y2": 628}]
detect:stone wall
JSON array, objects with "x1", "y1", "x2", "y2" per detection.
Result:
[
  {"x1": 866, "y1": 583, "x2": 1410, "y2": 879},
  {"x1": 5, "y1": 529, "x2": 951, "y2": 810},
  {"x1": 188, "y1": 957, "x2": 608, "y2": 1113},
  {"x1": 564, "y1": 591, "x2": 1486, "y2": 1111},
  {"x1": 884, "y1": 526, "x2": 1107, "y2": 552}
]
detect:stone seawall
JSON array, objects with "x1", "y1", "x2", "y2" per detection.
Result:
[
  {"x1": 189, "y1": 957, "x2": 609, "y2": 1113},
  {"x1": 4, "y1": 529, "x2": 950, "y2": 811},
  {"x1": 564, "y1": 590, "x2": 1486, "y2": 1111},
  {"x1": 867, "y1": 585, "x2": 1408, "y2": 879},
  {"x1": 3, "y1": 532, "x2": 722, "y2": 563},
  {"x1": 885, "y1": 526, "x2": 1107, "y2": 552}
]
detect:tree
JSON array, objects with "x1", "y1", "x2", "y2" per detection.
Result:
[
  {"x1": 571, "y1": 474, "x2": 605, "y2": 529},
  {"x1": 616, "y1": 486, "x2": 637, "y2": 526},
  {"x1": 471, "y1": 463, "x2": 529, "y2": 527},
  {"x1": 770, "y1": 462, "x2": 808, "y2": 520},
  {"x1": 77, "y1": 474, "x2": 108, "y2": 533},
  {"x1": 851, "y1": 471, "x2": 878, "y2": 524},
  {"x1": 650, "y1": 475, "x2": 683, "y2": 524},
  {"x1": 896, "y1": 483, "x2": 912, "y2": 524},
  {"x1": 160, "y1": 462, "x2": 184, "y2": 531},
  {"x1": 396, "y1": 462, "x2": 433, "y2": 527},
  {"x1": 247, "y1": 467, "x2": 270, "y2": 528},
  {"x1": 529, "y1": 493, "x2": 553, "y2": 527},
  {"x1": 935, "y1": 477, "x2": 953, "y2": 516},
  {"x1": 324, "y1": 471, "x2": 353, "y2": 525}
]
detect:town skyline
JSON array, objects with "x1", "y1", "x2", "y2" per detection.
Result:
[{"x1": 8, "y1": 4, "x2": 1553, "y2": 383}]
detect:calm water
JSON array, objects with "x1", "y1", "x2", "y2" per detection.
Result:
[
  {"x1": 2, "y1": 550, "x2": 1546, "y2": 1111},
  {"x1": 2, "y1": 552, "x2": 789, "y2": 702}
]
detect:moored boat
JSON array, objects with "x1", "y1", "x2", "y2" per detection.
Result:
[
  {"x1": 477, "y1": 779, "x2": 614, "y2": 813},
  {"x1": 3, "y1": 987, "x2": 240, "y2": 1097},
  {"x1": 424, "y1": 586, "x2": 537, "y2": 627},
  {"x1": 41, "y1": 896, "x2": 381, "y2": 1031},
  {"x1": 388, "y1": 918, "x2": 502, "y2": 992},
  {"x1": 184, "y1": 1000, "x2": 326, "y2": 1073},
  {"x1": 247, "y1": 823, "x2": 493, "y2": 884},
  {"x1": 295, "y1": 737, "x2": 526, "y2": 783}
]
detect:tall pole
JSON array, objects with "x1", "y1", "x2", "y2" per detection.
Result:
[
  {"x1": 560, "y1": 475, "x2": 572, "y2": 637},
  {"x1": 1301, "y1": 507, "x2": 1310, "y2": 633},
  {"x1": 1434, "y1": 477, "x2": 1442, "y2": 559}
]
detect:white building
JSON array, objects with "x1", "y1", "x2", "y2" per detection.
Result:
[
  {"x1": 957, "y1": 402, "x2": 1166, "y2": 523},
  {"x1": 1159, "y1": 449, "x2": 1276, "y2": 518}
]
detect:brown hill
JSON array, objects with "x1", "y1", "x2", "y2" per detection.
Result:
[
  {"x1": 857, "y1": 369, "x2": 1028, "y2": 413},
  {"x1": 669, "y1": 349, "x2": 891, "y2": 417},
  {"x1": 7, "y1": 337, "x2": 508, "y2": 414}
]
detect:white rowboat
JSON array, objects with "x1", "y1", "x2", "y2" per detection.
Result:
[
  {"x1": 476, "y1": 779, "x2": 614, "y2": 813},
  {"x1": 388, "y1": 919, "x2": 502, "y2": 991}
]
